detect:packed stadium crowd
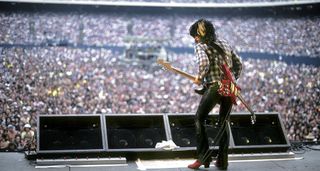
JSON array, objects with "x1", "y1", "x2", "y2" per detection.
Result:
[
  {"x1": 0, "y1": 45, "x2": 319, "y2": 151},
  {"x1": 1, "y1": 12, "x2": 319, "y2": 57},
  {"x1": 0, "y1": 8, "x2": 319, "y2": 151}
]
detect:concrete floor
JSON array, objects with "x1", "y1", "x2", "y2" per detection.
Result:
[{"x1": 0, "y1": 148, "x2": 320, "y2": 171}]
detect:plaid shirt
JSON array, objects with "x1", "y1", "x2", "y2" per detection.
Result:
[{"x1": 195, "y1": 39, "x2": 242, "y2": 84}]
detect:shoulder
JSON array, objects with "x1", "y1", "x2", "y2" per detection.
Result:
[
  {"x1": 216, "y1": 38, "x2": 235, "y2": 57},
  {"x1": 216, "y1": 39, "x2": 232, "y2": 50},
  {"x1": 195, "y1": 43, "x2": 208, "y2": 52}
]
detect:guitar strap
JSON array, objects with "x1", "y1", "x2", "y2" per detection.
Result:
[{"x1": 207, "y1": 41, "x2": 232, "y2": 78}]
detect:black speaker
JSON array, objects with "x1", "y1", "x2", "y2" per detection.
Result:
[
  {"x1": 230, "y1": 113, "x2": 289, "y2": 146},
  {"x1": 105, "y1": 115, "x2": 167, "y2": 149},
  {"x1": 38, "y1": 115, "x2": 104, "y2": 152},
  {"x1": 168, "y1": 114, "x2": 220, "y2": 147}
]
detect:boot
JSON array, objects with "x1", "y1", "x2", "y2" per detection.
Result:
[
  {"x1": 187, "y1": 160, "x2": 210, "y2": 169},
  {"x1": 213, "y1": 160, "x2": 228, "y2": 170}
]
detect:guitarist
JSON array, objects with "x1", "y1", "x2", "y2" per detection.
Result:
[{"x1": 187, "y1": 19, "x2": 243, "y2": 170}]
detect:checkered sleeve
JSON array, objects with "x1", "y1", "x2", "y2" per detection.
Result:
[
  {"x1": 231, "y1": 50, "x2": 242, "y2": 80},
  {"x1": 195, "y1": 43, "x2": 210, "y2": 82}
]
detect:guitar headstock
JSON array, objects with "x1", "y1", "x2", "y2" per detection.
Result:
[{"x1": 157, "y1": 59, "x2": 173, "y2": 71}]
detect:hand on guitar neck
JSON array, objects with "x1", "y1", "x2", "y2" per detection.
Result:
[
  {"x1": 193, "y1": 76, "x2": 202, "y2": 86},
  {"x1": 157, "y1": 59, "x2": 207, "y2": 95}
]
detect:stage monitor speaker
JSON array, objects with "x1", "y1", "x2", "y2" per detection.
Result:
[
  {"x1": 105, "y1": 114, "x2": 167, "y2": 149},
  {"x1": 168, "y1": 114, "x2": 220, "y2": 148},
  {"x1": 230, "y1": 113, "x2": 289, "y2": 147},
  {"x1": 38, "y1": 115, "x2": 104, "y2": 152}
]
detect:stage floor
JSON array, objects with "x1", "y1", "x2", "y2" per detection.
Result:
[{"x1": 1, "y1": 148, "x2": 320, "y2": 171}]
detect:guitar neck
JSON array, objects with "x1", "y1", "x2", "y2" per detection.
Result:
[
  {"x1": 170, "y1": 67, "x2": 196, "y2": 81},
  {"x1": 237, "y1": 94, "x2": 255, "y2": 115}
]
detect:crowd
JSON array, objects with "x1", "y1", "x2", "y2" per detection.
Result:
[
  {"x1": 0, "y1": 12, "x2": 319, "y2": 57},
  {"x1": 0, "y1": 9, "x2": 319, "y2": 151},
  {"x1": 0, "y1": 45, "x2": 319, "y2": 151}
]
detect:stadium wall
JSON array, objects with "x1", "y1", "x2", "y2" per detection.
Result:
[{"x1": 0, "y1": 1, "x2": 320, "y2": 17}]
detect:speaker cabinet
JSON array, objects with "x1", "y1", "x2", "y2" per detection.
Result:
[
  {"x1": 38, "y1": 115, "x2": 104, "y2": 153},
  {"x1": 105, "y1": 114, "x2": 167, "y2": 150},
  {"x1": 37, "y1": 113, "x2": 289, "y2": 155},
  {"x1": 230, "y1": 113, "x2": 290, "y2": 151},
  {"x1": 168, "y1": 114, "x2": 220, "y2": 148}
]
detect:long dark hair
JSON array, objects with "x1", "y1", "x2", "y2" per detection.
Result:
[{"x1": 189, "y1": 19, "x2": 225, "y2": 56}]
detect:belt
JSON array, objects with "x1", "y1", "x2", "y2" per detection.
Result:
[{"x1": 205, "y1": 81, "x2": 221, "y2": 87}]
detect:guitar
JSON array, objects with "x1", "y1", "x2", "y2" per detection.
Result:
[{"x1": 157, "y1": 59, "x2": 256, "y2": 124}]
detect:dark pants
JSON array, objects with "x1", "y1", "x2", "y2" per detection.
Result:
[{"x1": 195, "y1": 83, "x2": 232, "y2": 166}]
